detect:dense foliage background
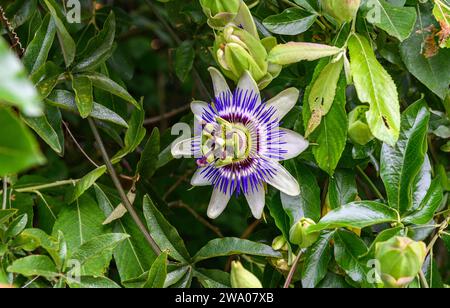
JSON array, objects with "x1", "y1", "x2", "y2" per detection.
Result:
[{"x1": 0, "y1": 0, "x2": 449, "y2": 288}]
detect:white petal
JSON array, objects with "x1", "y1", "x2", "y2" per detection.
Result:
[
  {"x1": 191, "y1": 168, "x2": 211, "y2": 186},
  {"x1": 279, "y1": 128, "x2": 309, "y2": 161},
  {"x1": 237, "y1": 71, "x2": 261, "y2": 104},
  {"x1": 266, "y1": 162, "x2": 300, "y2": 196},
  {"x1": 244, "y1": 185, "x2": 265, "y2": 219},
  {"x1": 171, "y1": 137, "x2": 200, "y2": 158},
  {"x1": 266, "y1": 88, "x2": 299, "y2": 120},
  {"x1": 207, "y1": 187, "x2": 232, "y2": 219},
  {"x1": 208, "y1": 67, "x2": 231, "y2": 98},
  {"x1": 191, "y1": 100, "x2": 209, "y2": 117}
]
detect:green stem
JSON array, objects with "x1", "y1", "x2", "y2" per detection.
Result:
[
  {"x1": 14, "y1": 180, "x2": 78, "y2": 193},
  {"x1": 2, "y1": 176, "x2": 7, "y2": 210},
  {"x1": 356, "y1": 166, "x2": 384, "y2": 200},
  {"x1": 88, "y1": 118, "x2": 162, "y2": 255},
  {"x1": 419, "y1": 270, "x2": 430, "y2": 289}
]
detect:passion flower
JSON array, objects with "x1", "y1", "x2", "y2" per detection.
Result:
[{"x1": 172, "y1": 68, "x2": 308, "y2": 219}]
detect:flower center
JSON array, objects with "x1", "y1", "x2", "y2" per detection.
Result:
[{"x1": 201, "y1": 117, "x2": 251, "y2": 167}]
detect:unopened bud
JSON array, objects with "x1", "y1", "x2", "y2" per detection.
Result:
[
  {"x1": 289, "y1": 218, "x2": 320, "y2": 248},
  {"x1": 375, "y1": 236, "x2": 427, "y2": 288},
  {"x1": 200, "y1": 0, "x2": 241, "y2": 29},
  {"x1": 230, "y1": 261, "x2": 263, "y2": 288},
  {"x1": 348, "y1": 105, "x2": 374, "y2": 145},
  {"x1": 321, "y1": 0, "x2": 361, "y2": 25}
]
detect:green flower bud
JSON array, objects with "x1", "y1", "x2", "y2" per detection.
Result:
[
  {"x1": 214, "y1": 25, "x2": 268, "y2": 84},
  {"x1": 348, "y1": 105, "x2": 374, "y2": 145},
  {"x1": 200, "y1": 0, "x2": 241, "y2": 29},
  {"x1": 289, "y1": 218, "x2": 320, "y2": 248},
  {"x1": 272, "y1": 235, "x2": 288, "y2": 251},
  {"x1": 230, "y1": 261, "x2": 263, "y2": 288},
  {"x1": 321, "y1": 0, "x2": 361, "y2": 24},
  {"x1": 375, "y1": 236, "x2": 427, "y2": 288}
]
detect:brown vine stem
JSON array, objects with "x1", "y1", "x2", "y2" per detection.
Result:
[
  {"x1": 88, "y1": 118, "x2": 161, "y2": 255},
  {"x1": 356, "y1": 165, "x2": 384, "y2": 200},
  {"x1": 0, "y1": 5, "x2": 24, "y2": 56},
  {"x1": 283, "y1": 250, "x2": 303, "y2": 288},
  {"x1": 168, "y1": 201, "x2": 224, "y2": 238},
  {"x1": 63, "y1": 121, "x2": 100, "y2": 168},
  {"x1": 144, "y1": 105, "x2": 191, "y2": 126}
]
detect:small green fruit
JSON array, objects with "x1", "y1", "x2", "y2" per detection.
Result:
[
  {"x1": 348, "y1": 105, "x2": 375, "y2": 145},
  {"x1": 321, "y1": 0, "x2": 361, "y2": 24}
]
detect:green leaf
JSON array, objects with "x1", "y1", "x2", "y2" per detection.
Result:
[
  {"x1": 303, "y1": 62, "x2": 347, "y2": 175},
  {"x1": 143, "y1": 251, "x2": 168, "y2": 288},
  {"x1": 23, "y1": 14, "x2": 56, "y2": 74},
  {"x1": 112, "y1": 103, "x2": 146, "y2": 162},
  {"x1": 95, "y1": 185, "x2": 156, "y2": 282},
  {"x1": 74, "y1": 12, "x2": 116, "y2": 72},
  {"x1": 0, "y1": 209, "x2": 18, "y2": 225},
  {"x1": 72, "y1": 76, "x2": 94, "y2": 118},
  {"x1": 268, "y1": 42, "x2": 341, "y2": 65},
  {"x1": 327, "y1": 169, "x2": 358, "y2": 210},
  {"x1": 52, "y1": 194, "x2": 112, "y2": 276},
  {"x1": 46, "y1": 90, "x2": 128, "y2": 127},
  {"x1": 5, "y1": 214, "x2": 28, "y2": 239},
  {"x1": 67, "y1": 276, "x2": 121, "y2": 288},
  {"x1": 422, "y1": 255, "x2": 444, "y2": 288},
  {"x1": 43, "y1": 0, "x2": 76, "y2": 67},
  {"x1": 0, "y1": 108, "x2": 45, "y2": 176},
  {"x1": 164, "y1": 265, "x2": 191, "y2": 288},
  {"x1": 267, "y1": 192, "x2": 291, "y2": 240},
  {"x1": 71, "y1": 233, "x2": 129, "y2": 266},
  {"x1": 83, "y1": 72, "x2": 139, "y2": 108},
  {"x1": 69, "y1": 166, "x2": 107, "y2": 203},
  {"x1": 301, "y1": 231, "x2": 334, "y2": 288},
  {"x1": 22, "y1": 113, "x2": 63, "y2": 155},
  {"x1": 306, "y1": 58, "x2": 343, "y2": 136},
  {"x1": 348, "y1": 33, "x2": 400, "y2": 146},
  {"x1": 402, "y1": 178, "x2": 443, "y2": 225},
  {"x1": 143, "y1": 195, "x2": 190, "y2": 263},
  {"x1": 334, "y1": 229, "x2": 369, "y2": 285},
  {"x1": 380, "y1": 99, "x2": 430, "y2": 213},
  {"x1": 194, "y1": 268, "x2": 231, "y2": 288},
  {"x1": 192, "y1": 238, "x2": 282, "y2": 263},
  {"x1": 136, "y1": 128, "x2": 160, "y2": 179},
  {"x1": 175, "y1": 41, "x2": 195, "y2": 82},
  {"x1": 30, "y1": 61, "x2": 63, "y2": 99},
  {"x1": 0, "y1": 38, "x2": 42, "y2": 116},
  {"x1": 262, "y1": 8, "x2": 317, "y2": 35},
  {"x1": 365, "y1": 0, "x2": 417, "y2": 41},
  {"x1": 7, "y1": 255, "x2": 58, "y2": 279},
  {"x1": 400, "y1": 9, "x2": 450, "y2": 99},
  {"x1": 309, "y1": 201, "x2": 398, "y2": 232},
  {"x1": 281, "y1": 160, "x2": 321, "y2": 223}
]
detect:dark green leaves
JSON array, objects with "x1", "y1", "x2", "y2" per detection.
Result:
[
  {"x1": 143, "y1": 251, "x2": 168, "y2": 288},
  {"x1": 400, "y1": 8, "x2": 450, "y2": 99},
  {"x1": 143, "y1": 195, "x2": 190, "y2": 263},
  {"x1": 301, "y1": 231, "x2": 334, "y2": 288},
  {"x1": 380, "y1": 100, "x2": 430, "y2": 214},
  {"x1": 175, "y1": 41, "x2": 195, "y2": 82},
  {"x1": 23, "y1": 14, "x2": 56, "y2": 74},
  {"x1": 192, "y1": 238, "x2": 282, "y2": 263},
  {"x1": 43, "y1": 0, "x2": 76, "y2": 67},
  {"x1": 365, "y1": 0, "x2": 417, "y2": 41},
  {"x1": 309, "y1": 202, "x2": 399, "y2": 232},
  {"x1": 74, "y1": 12, "x2": 116, "y2": 72},
  {"x1": 263, "y1": 8, "x2": 317, "y2": 35}
]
